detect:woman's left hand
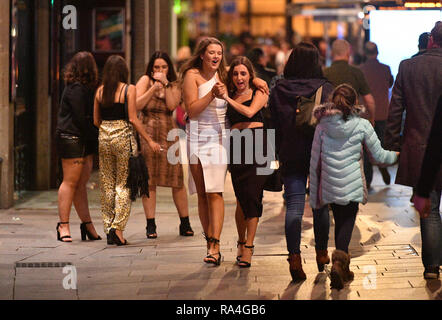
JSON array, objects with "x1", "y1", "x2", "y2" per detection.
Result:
[{"x1": 253, "y1": 78, "x2": 269, "y2": 95}]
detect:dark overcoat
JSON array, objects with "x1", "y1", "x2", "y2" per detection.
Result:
[{"x1": 384, "y1": 48, "x2": 442, "y2": 189}]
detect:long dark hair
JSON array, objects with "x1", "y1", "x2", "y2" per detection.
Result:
[
  {"x1": 64, "y1": 51, "x2": 98, "y2": 90},
  {"x1": 332, "y1": 84, "x2": 358, "y2": 122},
  {"x1": 101, "y1": 55, "x2": 129, "y2": 108},
  {"x1": 145, "y1": 51, "x2": 177, "y2": 82},
  {"x1": 284, "y1": 42, "x2": 323, "y2": 79},
  {"x1": 227, "y1": 56, "x2": 256, "y2": 95},
  {"x1": 180, "y1": 37, "x2": 227, "y2": 83}
]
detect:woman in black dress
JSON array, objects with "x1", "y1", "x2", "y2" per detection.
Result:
[
  {"x1": 223, "y1": 56, "x2": 269, "y2": 268},
  {"x1": 55, "y1": 52, "x2": 101, "y2": 242}
]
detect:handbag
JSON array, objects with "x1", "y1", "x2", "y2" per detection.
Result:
[{"x1": 123, "y1": 85, "x2": 150, "y2": 201}]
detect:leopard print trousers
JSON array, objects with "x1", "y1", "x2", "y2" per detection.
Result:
[{"x1": 98, "y1": 120, "x2": 137, "y2": 233}]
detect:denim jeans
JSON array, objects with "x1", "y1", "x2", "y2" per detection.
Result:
[
  {"x1": 420, "y1": 190, "x2": 442, "y2": 268},
  {"x1": 283, "y1": 173, "x2": 329, "y2": 254}
]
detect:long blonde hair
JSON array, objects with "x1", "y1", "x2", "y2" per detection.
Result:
[{"x1": 180, "y1": 37, "x2": 227, "y2": 84}]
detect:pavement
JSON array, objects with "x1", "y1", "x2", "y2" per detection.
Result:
[{"x1": 0, "y1": 165, "x2": 441, "y2": 301}]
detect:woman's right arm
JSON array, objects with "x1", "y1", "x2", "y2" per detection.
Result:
[
  {"x1": 135, "y1": 75, "x2": 159, "y2": 111},
  {"x1": 183, "y1": 70, "x2": 215, "y2": 119},
  {"x1": 93, "y1": 88, "x2": 102, "y2": 128},
  {"x1": 127, "y1": 85, "x2": 161, "y2": 153}
]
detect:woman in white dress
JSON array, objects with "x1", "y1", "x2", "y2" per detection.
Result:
[
  {"x1": 181, "y1": 38, "x2": 229, "y2": 265},
  {"x1": 181, "y1": 37, "x2": 268, "y2": 266}
]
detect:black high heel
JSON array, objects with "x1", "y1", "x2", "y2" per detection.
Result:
[
  {"x1": 109, "y1": 228, "x2": 128, "y2": 246},
  {"x1": 238, "y1": 245, "x2": 254, "y2": 268},
  {"x1": 236, "y1": 240, "x2": 246, "y2": 262},
  {"x1": 80, "y1": 221, "x2": 102, "y2": 241},
  {"x1": 56, "y1": 222, "x2": 72, "y2": 242},
  {"x1": 205, "y1": 238, "x2": 222, "y2": 266},
  {"x1": 146, "y1": 218, "x2": 157, "y2": 239},
  {"x1": 179, "y1": 216, "x2": 194, "y2": 236}
]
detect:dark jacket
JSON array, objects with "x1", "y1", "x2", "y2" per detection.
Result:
[
  {"x1": 416, "y1": 95, "x2": 442, "y2": 197},
  {"x1": 384, "y1": 48, "x2": 442, "y2": 189},
  {"x1": 269, "y1": 78, "x2": 334, "y2": 176},
  {"x1": 360, "y1": 58, "x2": 394, "y2": 121},
  {"x1": 56, "y1": 82, "x2": 98, "y2": 141}
]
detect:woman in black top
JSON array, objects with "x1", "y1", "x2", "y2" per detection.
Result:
[
  {"x1": 55, "y1": 52, "x2": 101, "y2": 242},
  {"x1": 94, "y1": 55, "x2": 159, "y2": 246},
  {"x1": 223, "y1": 56, "x2": 269, "y2": 268}
]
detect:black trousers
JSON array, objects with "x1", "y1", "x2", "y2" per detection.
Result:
[{"x1": 330, "y1": 202, "x2": 359, "y2": 253}]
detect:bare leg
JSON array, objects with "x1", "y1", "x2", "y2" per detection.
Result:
[
  {"x1": 57, "y1": 158, "x2": 85, "y2": 240},
  {"x1": 206, "y1": 192, "x2": 224, "y2": 260},
  {"x1": 189, "y1": 161, "x2": 209, "y2": 236},
  {"x1": 239, "y1": 217, "x2": 259, "y2": 266},
  {"x1": 235, "y1": 201, "x2": 247, "y2": 259},
  {"x1": 142, "y1": 186, "x2": 157, "y2": 220},
  {"x1": 72, "y1": 155, "x2": 99, "y2": 238},
  {"x1": 172, "y1": 186, "x2": 189, "y2": 218}
]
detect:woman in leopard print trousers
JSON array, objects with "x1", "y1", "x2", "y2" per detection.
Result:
[{"x1": 94, "y1": 55, "x2": 161, "y2": 245}]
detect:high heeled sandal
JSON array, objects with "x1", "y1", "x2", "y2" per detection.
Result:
[
  {"x1": 236, "y1": 240, "x2": 246, "y2": 262},
  {"x1": 146, "y1": 218, "x2": 157, "y2": 239},
  {"x1": 238, "y1": 245, "x2": 254, "y2": 268},
  {"x1": 204, "y1": 238, "x2": 222, "y2": 266},
  {"x1": 80, "y1": 221, "x2": 102, "y2": 241},
  {"x1": 179, "y1": 216, "x2": 194, "y2": 236},
  {"x1": 109, "y1": 228, "x2": 128, "y2": 246},
  {"x1": 56, "y1": 222, "x2": 72, "y2": 242}
]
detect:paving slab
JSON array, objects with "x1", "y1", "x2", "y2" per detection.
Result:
[{"x1": 0, "y1": 167, "x2": 440, "y2": 300}]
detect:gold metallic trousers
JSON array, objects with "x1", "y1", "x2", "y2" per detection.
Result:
[{"x1": 98, "y1": 120, "x2": 137, "y2": 233}]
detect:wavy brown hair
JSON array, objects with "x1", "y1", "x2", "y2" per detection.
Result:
[
  {"x1": 145, "y1": 51, "x2": 177, "y2": 82},
  {"x1": 63, "y1": 51, "x2": 98, "y2": 90},
  {"x1": 101, "y1": 55, "x2": 129, "y2": 109},
  {"x1": 179, "y1": 37, "x2": 227, "y2": 83},
  {"x1": 226, "y1": 56, "x2": 256, "y2": 96},
  {"x1": 332, "y1": 84, "x2": 358, "y2": 122}
]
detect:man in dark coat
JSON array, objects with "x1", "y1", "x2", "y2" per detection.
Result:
[
  {"x1": 384, "y1": 21, "x2": 442, "y2": 280},
  {"x1": 360, "y1": 41, "x2": 394, "y2": 185}
]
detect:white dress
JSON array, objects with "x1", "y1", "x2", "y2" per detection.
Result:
[{"x1": 186, "y1": 73, "x2": 229, "y2": 195}]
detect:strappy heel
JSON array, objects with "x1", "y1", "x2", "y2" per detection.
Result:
[
  {"x1": 56, "y1": 222, "x2": 72, "y2": 242},
  {"x1": 80, "y1": 221, "x2": 102, "y2": 241},
  {"x1": 204, "y1": 238, "x2": 222, "y2": 266},
  {"x1": 109, "y1": 228, "x2": 128, "y2": 246},
  {"x1": 238, "y1": 245, "x2": 254, "y2": 268},
  {"x1": 236, "y1": 240, "x2": 246, "y2": 262}
]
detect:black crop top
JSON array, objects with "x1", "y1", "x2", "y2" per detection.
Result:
[
  {"x1": 226, "y1": 90, "x2": 263, "y2": 125},
  {"x1": 99, "y1": 85, "x2": 127, "y2": 120}
]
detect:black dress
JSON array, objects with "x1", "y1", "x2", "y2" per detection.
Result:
[{"x1": 227, "y1": 91, "x2": 269, "y2": 219}]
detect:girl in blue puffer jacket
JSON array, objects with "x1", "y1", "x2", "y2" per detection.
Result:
[{"x1": 309, "y1": 84, "x2": 399, "y2": 290}]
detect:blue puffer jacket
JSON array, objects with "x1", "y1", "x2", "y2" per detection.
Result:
[{"x1": 309, "y1": 102, "x2": 398, "y2": 209}]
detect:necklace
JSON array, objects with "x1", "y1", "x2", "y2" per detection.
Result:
[{"x1": 236, "y1": 88, "x2": 251, "y2": 96}]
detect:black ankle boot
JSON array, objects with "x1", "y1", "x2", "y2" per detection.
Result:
[
  {"x1": 146, "y1": 218, "x2": 157, "y2": 239},
  {"x1": 179, "y1": 216, "x2": 194, "y2": 236}
]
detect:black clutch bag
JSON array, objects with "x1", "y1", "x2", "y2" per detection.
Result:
[{"x1": 123, "y1": 85, "x2": 150, "y2": 201}]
